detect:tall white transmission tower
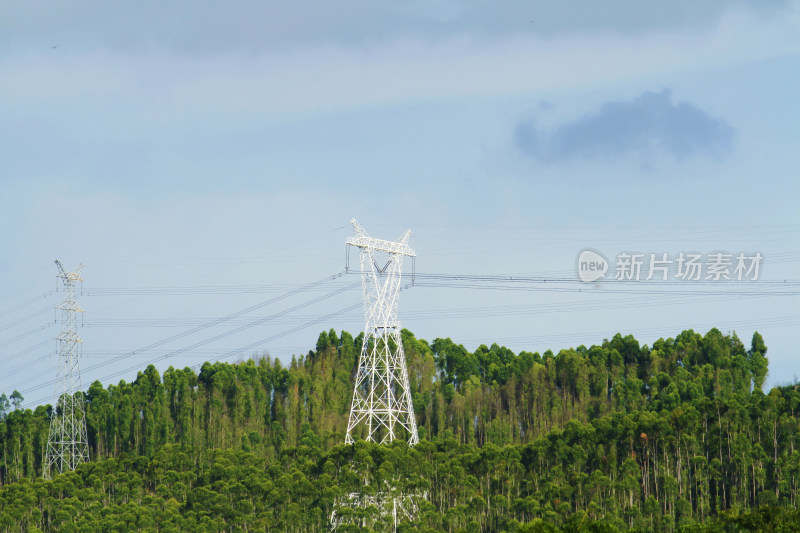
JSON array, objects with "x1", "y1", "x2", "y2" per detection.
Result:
[
  {"x1": 332, "y1": 220, "x2": 423, "y2": 532},
  {"x1": 345, "y1": 219, "x2": 418, "y2": 445},
  {"x1": 43, "y1": 260, "x2": 89, "y2": 479}
]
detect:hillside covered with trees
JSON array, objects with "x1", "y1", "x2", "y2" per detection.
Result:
[{"x1": 1, "y1": 327, "x2": 798, "y2": 532}]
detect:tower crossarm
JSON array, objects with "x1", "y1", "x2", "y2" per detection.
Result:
[{"x1": 346, "y1": 219, "x2": 415, "y2": 257}]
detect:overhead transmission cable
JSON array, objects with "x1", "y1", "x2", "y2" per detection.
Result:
[
  {"x1": 78, "y1": 290, "x2": 779, "y2": 329},
  {"x1": 193, "y1": 302, "x2": 362, "y2": 372},
  {"x1": 0, "y1": 323, "x2": 52, "y2": 350},
  {"x1": 0, "y1": 291, "x2": 56, "y2": 320},
  {"x1": 15, "y1": 264, "x2": 800, "y2": 406},
  {"x1": 0, "y1": 306, "x2": 53, "y2": 335},
  {"x1": 405, "y1": 272, "x2": 799, "y2": 296},
  {"x1": 82, "y1": 273, "x2": 800, "y2": 299},
  {"x1": 19, "y1": 272, "x2": 356, "y2": 405},
  {"x1": 187, "y1": 283, "x2": 418, "y2": 371},
  {"x1": 22, "y1": 288, "x2": 363, "y2": 408},
  {"x1": 2, "y1": 338, "x2": 55, "y2": 368}
]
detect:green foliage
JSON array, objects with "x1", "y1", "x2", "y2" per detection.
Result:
[{"x1": 0, "y1": 328, "x2": 797, "y2": 532}]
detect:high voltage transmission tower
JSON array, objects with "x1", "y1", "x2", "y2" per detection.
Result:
[
  {"x1": 332, "y1": 220, "x2": 423, "y2": 531},
  {"x1": 344, "y1": 219, "x2": 418, "y2": 445},
  {"x1": 43, "y1": 260, "x2": 89, "y2": 479}
]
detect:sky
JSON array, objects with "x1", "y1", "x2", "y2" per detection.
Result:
[{"x1": 1, "y1": 1, "x2": 798, "y2": 408}]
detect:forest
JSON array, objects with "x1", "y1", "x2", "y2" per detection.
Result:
[{"x1": 1, "y1": 327, "x2": 799, "y2": 532}]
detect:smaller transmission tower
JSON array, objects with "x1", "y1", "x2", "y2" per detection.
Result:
[
  {"x1": 345, "y1": 219, "x2": 418, "y2": 445},
  {"x1": 44, "y1": 260, "x2": 89, "y2": 479}
]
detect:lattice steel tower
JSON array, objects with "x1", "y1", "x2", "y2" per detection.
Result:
[
  {"x1": 44, "y1": 260, "x2": 89, "y2": 479},
  {"x1": 332, "y1": 220, "x2": 423, "y2": 531},
  {"x1": 345, "y1": 218, "x2": 418, "y2": 446}
]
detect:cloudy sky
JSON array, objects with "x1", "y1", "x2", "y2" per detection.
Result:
[{"x1": 1, "y1": 1, "x2": 798, "y2": 407}]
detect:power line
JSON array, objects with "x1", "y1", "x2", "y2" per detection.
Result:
[
  {"x1": 73, "y1": 274, "x2": 800, "y2": 297},
  {"x1": 0, "y1": 323, "x2": 52, "y2": 350},
  {"x1": 410, "y1": 272, "x2": 800, "y2": 285},
  {"x1": 80, "y1": 280, "x2": 355, "y2": 296},
  {"x1": 19, "y1": 273, "x2": 355, "y2": 405},
  {"x1": 0, "y1": 291, "x2": 55, "y2": 320},
  {"x1": 2, "y1": 352, "x2": 53, "y2": 382},
  {"x1": 76, "y1": 290, "x2": 780, "y2": 329},
  {"x1": 2, "y1": 338, "x2": 54, "y2": 368},
  {"x1": 406, "y1": 272, "x2": 800, "y2": 296},
  {"x1": 10, "y1": 247, "x2": 799, "y2": 410},
  {"x1": 23, "y1": 295, "x2": 366, "y2": 409},
  {"x1": 189, "y1": 302, "x2": 362, "y2": 371},
  {"x1": 0, "y1": 306, "x2": 52, "y2": 335}
]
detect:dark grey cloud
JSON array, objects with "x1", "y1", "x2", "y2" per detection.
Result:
[
  {"x1": 515, "y1": 90, "x2": 734, "y2": 163},
  {"x1": 0, "y1": 0, "x2": 790, "y2": 54}
]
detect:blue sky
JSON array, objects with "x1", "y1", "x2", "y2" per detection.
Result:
[{"x1": 1, "y1": 1, "x2": 798, "y2": 407}]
